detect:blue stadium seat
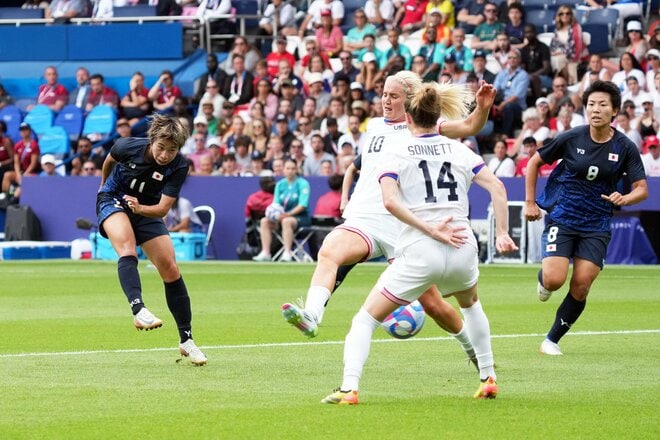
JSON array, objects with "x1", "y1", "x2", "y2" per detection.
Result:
[
  {"x1": 0, "y1": 7, "x2": 44, "y2": 19},
  {"x1": 233, "y1": 0, "x2": 260, "y2": 28},
  {"x1": 343, "y1": 0, "x2": 364, "y2": 12},
  {"x1": 575, "y1": 8, "x2": 588, "y2": 25},
  {"x1": 23, "y1": 105, "x2": 54, "y2": 136},
  {"x1": 525, "y1": 9, "x2": 556, "y2": 34},
  {"x1": 54, "y1": 105, "x2": 84, "y2": 142},
  {"x1": 582, "y1": 23, "x2": 612, "y2": 54},
  {"x1": 83, "y1": 106, "x2": 117, "y2": 139},
  {"x1": 0, "y1": 105, "x2": 22, "y2": 143},
  {"x1": 39, "y1": 126, "x2": 70, "y2": 157},
  {"x1": 341, "y1": 11, "x2": 356, "y2": 34},
  {"x1": 112, "y1": 5, "x2": 157, "y2": 17},
  {"x1": 522, "y1": 0, "x2": 555, "y2": 11},
  {"x1": 586, "y1": 7, "x2": 619, "y2": 41}
]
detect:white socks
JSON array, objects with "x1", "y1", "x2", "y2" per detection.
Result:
[
  {"x1": 460, "y1": 300, "x2": 496, "y2": 381},
  {"x1": 341, "y1": 307, "x2": 379, "y2": 391},
  {"x1": 449, "y1": 323, "x2": 476, "y2": 358},
  {"x1": 305, "y1": 286, "x2": 331, "y2": 324}
]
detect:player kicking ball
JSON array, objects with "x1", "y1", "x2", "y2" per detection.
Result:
[{"x1": 97, "y1": 114, "x2": 207, "y2": 366}]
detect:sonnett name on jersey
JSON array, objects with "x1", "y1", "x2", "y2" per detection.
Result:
[{"x1": 408, "y1": 143, "x2": 453, "y2": 156}]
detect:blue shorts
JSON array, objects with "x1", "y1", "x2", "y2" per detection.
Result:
[
  {"x1": 541, "y1": 220, "x2": 611, "y2": 269},
  {"x1": 96, "y1": 193, "x2": 168, "y2": 245}
]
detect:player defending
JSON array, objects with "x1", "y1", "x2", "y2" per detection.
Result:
[
  {"x1": 97, "y1": 114, "x2": 207, "y2": 366},
  {"x1": 524, "y1": 80, "x2": 648, "y2": 355},
  {"x1": 282, "y1": 72, "x2": 495, "y2": 365},
  {"x1": 322, "y1": 82, "x2": 517, "y2": 404}
]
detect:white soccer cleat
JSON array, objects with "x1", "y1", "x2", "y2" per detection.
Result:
[
  {"x1": 537, "y1": 282, "x2": 552, "y2": 302},
  {"x1": 179, "y1": 339, "x2": 208, "y2": 366},
  {"x1": 133, "y1": 307, "x2": 163, "y2": 331},
  {"x1": 540, "y1": 339, "x2": 563, "y2": 355}
]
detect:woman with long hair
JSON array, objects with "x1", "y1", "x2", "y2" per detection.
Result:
[
  {"x1": 611, "y1": 52, "x2": 646, "y2": 92},
  {"x1": 315, "y1": 10, "x2": 343, "y2": 59},
  {"x1": 248, "y1": 78, "x2": 278, "y2": 122},
  {"x1": 248, "y1": 117, "x2": 270, "y2": 156},
  {"x1": 549, "y1": 5, "x2": 585, "y2": 84}
]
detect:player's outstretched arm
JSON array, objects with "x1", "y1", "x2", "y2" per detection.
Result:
[
  {"x1": 440, "y1": 81, "x2": 495, "y2": 139},
  {"x1": 474, "y1": 166, "x2": 518, "y2": 254}
]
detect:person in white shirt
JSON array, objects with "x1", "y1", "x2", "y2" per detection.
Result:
[
  {"x1": 488, "y1": 139, "x2": 515, "y2": 177},
  {"x1": 641, "y1": 136, "x2": 660, "y2": 176}
]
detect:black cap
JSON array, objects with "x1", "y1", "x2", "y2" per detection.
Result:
[
  {"x1": 275, "y1": 113, "x2": 287, "y2": 122},
  {"x1": 251, "y1": 150, "x2": 265, "y2": 160},
  {"x1": 444, "y1": 52, "x2": 456, "y2": 63},
  {"x1": 473, "y1": 49, "x2": 486, "y2": 59},
  {"x1": 19, "y1": 122, "x2": 31, "y2": 130}
]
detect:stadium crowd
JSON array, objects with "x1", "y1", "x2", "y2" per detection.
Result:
[{"x1": 2, "y1": 0, "x2": 660, "y2": 204}]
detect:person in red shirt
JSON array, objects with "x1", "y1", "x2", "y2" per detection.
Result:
[
  {"x1": 313, "y1": 173, "x2": 342, "y2": 218},
  {"x1": 396, "y1": 0, "x2": 430, "y2": 35},
  {"x1": 148, "y1": 69, "x2": 183, "y2": 112},
  {"x1": 515, "y1": 136, "x2": 556, "y2": 177},
  {"x1": 1, "y1": 122, "x2": 40, "y2": 201},
  {"x1": 36, "y1": 66, "x2": 68, "y2": 112},
  {"x1": 86, "y1": 73, "x2": 119, "y2": 113},
  {"x1": 265, "y1": 36, "x2": 296, "y2": 79}
]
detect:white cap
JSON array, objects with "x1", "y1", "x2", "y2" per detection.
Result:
[
  {"x1": 647, "y1": 48, "x2": 660, "y2": 59},
  {"x1": 193, "y1": 115, "x2": 208, "y2": 125},
  {"x1": 362, "y1": 52, "x2": 377, "y2": 63},
  {"x1": 41, "y1": 154, "x2": 55, "y2": 166},
  {"x1": 307, "y1": 72, "x2": 324, "y2": 85},
  {"x1": 350, "y1": 81, "x2": 364, "y2": 90},
  {"x1": 535, "y1": 97, "x2": 549, "y2": 106},
  {"x1": 627, "y1": 20, "x2": 642, "y2": 32}
]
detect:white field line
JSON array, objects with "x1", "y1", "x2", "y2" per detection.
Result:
[{"x1": 1, "y1": 329, "x2": 659, "y2": 359}]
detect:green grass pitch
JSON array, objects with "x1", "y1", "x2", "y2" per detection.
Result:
[{"x1": 1, "y1": 261, "x2": 658, "y2": 439}]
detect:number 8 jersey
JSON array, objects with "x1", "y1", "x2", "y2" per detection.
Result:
[{"x1": 377, "y1": 132, "x2": 485, "y2": 233}]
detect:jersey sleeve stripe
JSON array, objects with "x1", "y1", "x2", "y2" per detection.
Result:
[{"x1": 378, "y1": 172, "x2": 399, "y2": 182}]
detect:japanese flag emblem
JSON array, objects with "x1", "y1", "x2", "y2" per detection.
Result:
[
  {"x1": 608, "y1": 153, "x2": 619, "y2": 162},
  {"x1": 152, "y1": 171, "x2": 164, "y2": 181},
  {"x1": 546, "y1": 244, "x2": 557, "y2": 252}
]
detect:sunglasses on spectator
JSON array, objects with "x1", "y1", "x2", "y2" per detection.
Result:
[
  {"x1": 299, "y1": 122, "x2": 310, "y2": 126},
  {"x1": 207, "y1": 85, "x2": 217, "y2": 89},
  {"x1": 83, "y1": 167, "x2": 96, "y2": 171},
  {"x1": 195, "y1": 138, "x2": 205, "y2": 142}
]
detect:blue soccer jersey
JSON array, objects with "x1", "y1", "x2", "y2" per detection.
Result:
[
  {"x1": 537, "y1": 126, "x2": 646, "y2": 232},
  {"x1": 100, "y1": 137, "x2": 189, "y2": 206}
]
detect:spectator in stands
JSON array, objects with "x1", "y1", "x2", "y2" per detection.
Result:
[
  {"x1": 120, "y1": 71, "x2": 151, "y2": 125},
  {"x1": 232, "y1": 135, "x2": 252, "y2": 173},
  {"x1": 303, "y1": 54, "x2": 335, "y2": 92},
  {"x1": 472, "y1": 49, "x2": 495, "y2": 84},
  {"x1": 266, "y1": 37, "x2": 296, "y2": 80},
  {"x1": 245, "y1": 175, "x2": 276, "y2": 220},
  {"x1": 493, "y1": 49, "x2": 529, "y2": 137},
  {"x1": 248, "y1": 150, "x2": 272, "y2": 177},
  {"x1": 351, "y1": 100, "x2": 370, "y2": 132},
  {"x1": 264, "y1": 134, "x2": 288, "y2": 168},
  {"x1": 492, "y1": 32, "x2": 512, "y2": 70},
  {"x1": 315, "y1": 9, "x2": 344, "y2": 59},
  {"x1": 2, "y1": 123, "x2": 40, "y2": 201},
  {"x1": 612, "y1": 52, "x2": 646, "y2": 93},
  {"x1": 222, "y1": 54, "x2": 255, "y2": 107},
  {"x1": 192, "y1": 154, "x2": 216, "y2": 176},
  {"x1": 273, "y1": 59, "x2": 303, "y2": 97},
  {"x1": 487, "y1": 139, "x2": 515, "y2": 177},
  {"x1": 296, "y1": 114, "x2": 317, "y2": 155},
  {"x1": 470, "y1": 3, "x2": 505, "y2": 53},
  {"x1": 547, "y1": 76, "x2": 576, "y2": 117},
  {"x1": 622, "y1": 76, "x2": 652, "y2": 116},
  {"x1": 86, "y1": 73, "x2": 119, "y2": 113},
  {"x1": 300, "y1": 97, "x2": 322, "y2": 131},
  {"x1": 36, "y1": 66, "x2": 68, "y2": 112},
  {"x1": 297, "y1": 38, "x2": 331, "y2": 77},
  {"x1": 521, "y1": 25, "x2": 552, "y2": 102},
  {"x1": 248, "y1": 117, "x2": 270, "y2": 156},
  {"x1": 314, "y1": 173, "x2": 342, "y2": 218},
  {"x1": 511, "y1": 108, "x2": 550, "y2": 157},
  {"x1": 68, "y1": 67, "x2": 90, "y2": 109},
  {"x1": 306, "y1": 73, "x2": 332, "y2": 119},
  {"x1": 187, "y1": 131, "x2": 211, "y2": 173},
  {"x1": 249, "y1": 78, "x2": 278, "y2": 122},
  {"x1": 22, "y1": 1, "x2": 50, "y2": 9},
  {"x1": 443, "y1": 53, "x2": 469, "y2": 85},
  {"x1": 149, "y1": 70, "x2": 182, "y2": 112},
  {"x1": 219, "y1": 153, "x2": 240, "y2": 176},
  {"x1": 515, "y1": 136, "x2": 556, "y2": 177},
  {"x1": 382, "y1": 28, "x2": 413, "y2": 70},
  {"x1": 335, "y1": 140, "x2": 357, "y2": 174},
  {"x1": 0, "y1": 121, "x2": 14, "y2": 184},
  {"x1": 253, "y1": 158, "x2": 312, "y2": 262},
  {"x1": 321, "y1": 97, "x2": 348, "y2": 135},
  {"x1": 182, "y1": 115, "x2": 208, "y2": 155},
  {"x1": 165, "y1": 196, "x2": 203, "y2": 233},
  {"x1": 287, "y1": 140, "x2": 306, "y2": 174},
  {"x1": 553, "y1": 97, "x2": 585, "y2": 129},
  {"x1": 624, "y1": 20, "x2": 649, "y2": 66},
  {"x1": 221, "y1": 36, "x2": 261, "y2": 76},
  {"x1": 505, "y1": 2, "x2": 524, "y2": 46},
  {"x1": 194, "y1": 53, "x2": 227, "y2": 105},
  {"x1": 336, "y1": 114, "x2": 362, "y2": 156},
  {"x1": 615, "y1": 112, "x2": 643, "y2": 152},
  {"x1": 279, "y1": 79, "x2": 304, "y2": 119},
  {"x1": 422, "y1": 8, "x2": 451, "y2": 47},
  {"x1": 70, "y1": 136, "x2": 99, "y2": 175},
  {"x1": 444, "y1": 27, "x2": 473, "y2": 73},
  {"x1": 259, "y1": 0, "x2": 298, "y2": 38},
  {"x1": 46, "y1": 0, "x2": 85, "y2": 21},
  {"x1": 197, "y1": 0, "x2": 234, "y2": 39},
  {"x1": 641, "y1": 135, "x2": 660, "y2": 176},
  {"x1": 273, "y1": 113, "x2": 295, "y2": 151},
  {"x1": 299, "y1": 0, "x2": 345, "y2": 38},
  {"x1": 646, "y1": 50, "x2": 660, "y2": 94},
  {"x1": 395, "y1": 0, "x2": 430, "y2": 37},
  {"x1": 456, "y1": 0, "x2": 486, "y2": 34},
  {"x1": 322, "y1": 117, "x2": 342, "y2": 154},
  {"x1": 549, "y1": 106, "x2": 574, "y2": 138},
  {"x1": 275, "y1": 98, "x2": 297, "y2": 133},
  {"x1": 427, "y1": 0, "x2": 455, "y2": 28},
  {"x1": 194, "y1": 100, "x2": 216, "y2": 136},
  {"x1": 365, "y1": 0, "x2": 396, "y2": 32},
  {"x1": 549, "y1": 5, "x2": 585, "y2": 85},
  {"x1": 345, "y1": 9, "x2": 377, "y2": 52},
  {"x1": 223, "y1": 115, "x2": 247, "y2": 153},
  {"x1": 197, "y1": 78, "x2": 226, "y2": 120},
  {"x1": 80, "y1": 159, "x2": 100, "y2": 177},
  {"x1": 39, "y1": 154, "x2": 59, "y2": 177},
  {"x1": 303, "y1": 133, "x2": 336, "y2": 176},
  {"x1": 334, "y1": 51, "x2": 360, "y2": 85},
  {"x1": 535, "y1": 97, "x2": 551, "y2": 128}
]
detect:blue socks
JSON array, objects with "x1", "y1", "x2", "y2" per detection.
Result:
[
  {"x1": 547, "y1": 292, "x2": 586, "y2": 343},
  {"x1": 117, "y1": 255, "x2": 143, "y2": 314}
]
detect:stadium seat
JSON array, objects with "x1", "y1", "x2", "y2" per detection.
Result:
[
  {"x1": 38, "y1": 126, "x2": 70, "y2": 157},
  {"x1": 586, "y1": 7, "x2": 619, "y2": 41},
  {"x1": 82, "y1": 106, "x2": 117, "y2": 140},
  {"x1": 54, "y1": 105, "x2": 84, "y2": 142},
  {"x1": 112, "y1": 5, "x2": 157, "y2": 17},
  {"x1": 525, "y1": 9, "x2": 556, "y2": 34},
  {"x1": 193, "y1": 205, "x2": 217, "y2": 259},
  {"x1": 582, "y1": 23, "x2": 612, "y2": 54},
  {"x1": 575, "y1": 8, "x2": 588, "y2": 25},
  {"x1": 233, "y1": 0, "x2": 260, "y2": 28},
  {"x1": 341, "y1": 10, "x2": 356, "y2": 34},
  {"x1": 522, "y1": 0, "x2": 555, "y2": 11},
  {"x1": 0, "y1": 104, "x2": 23, "y2": 143},
  {"x1": 23, "y1": 105, "x2": 54, "y2": 136},
  {"x1": 0, "y1": 7, "x2": 44, "y2": 19}
]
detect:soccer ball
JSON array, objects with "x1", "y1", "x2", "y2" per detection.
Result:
[
  {"x1": 382, "y1": 300, "x2": 426, "y2": 339},
  {"x1": 265, "y1": 203, "x2": 285, "y2": 221}
]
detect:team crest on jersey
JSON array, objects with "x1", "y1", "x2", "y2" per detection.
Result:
[
  {"x1": 152, "y1": 171, "x2": 163, "y2": 181},
  {"x1": 608, "y1": 153, "x2": 619, "y2": 162},
  {"x1": 546, "y1": 244, "x2": 557, "y2": 252}
]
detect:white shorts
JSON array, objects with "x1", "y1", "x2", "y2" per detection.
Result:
[
  {"x1": 376, "y1": 233, "x2": 479, "y2": 304},
  {"x1": 337, "y1": 214, "x2": 401, "y2": 261}
]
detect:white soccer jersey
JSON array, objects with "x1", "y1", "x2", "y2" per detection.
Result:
[
  {"x1": 377, "y1": 133, "x2": 485, "y2": 246},
  {"x1": 342, "y1": 117, "x2": 411, "y2": 218}
]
